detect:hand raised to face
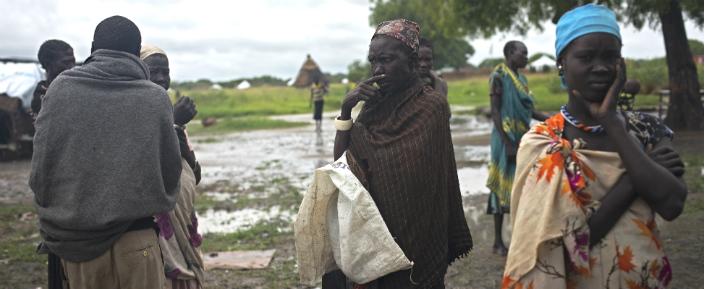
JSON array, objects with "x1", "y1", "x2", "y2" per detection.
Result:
[
  {"x1": 339, "y1": 74, "x2": 386, "y2": 119},
  {"x1": 173, "y1": 96, "x2": 197, "y2": 126},
  {"x1": 572, "y1": 57, "x2": 626, "y2": 124}
]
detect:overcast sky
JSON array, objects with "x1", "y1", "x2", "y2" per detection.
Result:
[{"x1": 2, "y1": 0, "x2": 703, "y2": 81}]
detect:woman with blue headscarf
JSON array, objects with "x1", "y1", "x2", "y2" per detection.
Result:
[{"x1": 501, "y1": 4, "x2": 686, "y2": 289}]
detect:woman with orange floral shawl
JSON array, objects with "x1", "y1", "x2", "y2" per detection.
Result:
[{"x1": 502, "y1": 4, "x2": 687, "y2": 289}]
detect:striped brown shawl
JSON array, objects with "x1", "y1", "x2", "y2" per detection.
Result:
[{"x1": 347, "y1": 82, "x2": 472, "y2": 288}]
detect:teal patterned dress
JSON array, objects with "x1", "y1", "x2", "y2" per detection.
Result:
[{"x1": 486, "y1": 63, "x2": 534, "y2": 214}]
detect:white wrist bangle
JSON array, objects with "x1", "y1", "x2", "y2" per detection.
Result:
[{"x1": 334, "y1": 116, "x2": 353, "y2": 131}]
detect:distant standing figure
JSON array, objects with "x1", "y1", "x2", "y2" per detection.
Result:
[
  {"x1": 418, "y1": 38, "x2": 448, "y2": 98},
  {"x1": 486, "y1": 40, "x2": 546, "y2": 256},
  {"x1": 31, "y1": 39, "x2": 75, "y2": 117},
  {"x1": 141, "y1": 44, "x2": 205, "y2": 289},
  {"x1": 311, "y1": 75, "x2": 328, "y2": 132}
]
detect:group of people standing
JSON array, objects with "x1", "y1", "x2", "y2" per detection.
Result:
[
  {"x1": 28, "y1": 3, "x2": 688, "y2": 289},
  {"x1": 31, "y1": 16, "x2": 204, "y2": 289},
  {"x1": 318, "y1": 4, "x2": 686, "y2": 289}
]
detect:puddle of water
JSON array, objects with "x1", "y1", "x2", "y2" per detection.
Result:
[
  {"x1": 205, "y1": 191, "x2": 236, "y2": 202},
  {"x1": 198, "y1": 206, "x2": 294, "y2": 234},
  {"x1": 193, "y1": 113, "x2": 495, "y2": 234},
  {"x1": 450, "y1": 114, "x2": 492, "y2": 135},
  {"x1": 461, "y1": 194, "x2": 512, "y2": 244},
  {"x1": 458, "y1": 166, "x2": 490, "y2": 196},
  {"x1": 455, "y1": 145, "x2": 490, "y2": 166},
  {"x1": 193, "y1": 127, "x2": 335, "y2": 192}
]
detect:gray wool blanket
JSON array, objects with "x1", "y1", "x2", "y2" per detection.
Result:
[{"x1": 30, "y1": 49, "x2": 182, "y2": 262}]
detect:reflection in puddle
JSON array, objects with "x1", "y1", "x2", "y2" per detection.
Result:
[
  {"x1": 461, "y1": 195, "x2": 489, "y2": 242},
  {"x1": 455, "y1": 146, "x2": 490, "y2": 165},
  {"x1": 198, "y1": 206, "x2": 294, "y2": 234},
  {"x1": 458, "y1": 166, "x2": 490, "y2": 196},
  {"x1": 193, "y1": 126, "x2": 335, "y2": 192},
  {"x1": 193, "y1": 113, "x2": 495, "y2": 234},
  {"x1": 462, "y1": 194, "x2": 512, "y2": 244}
]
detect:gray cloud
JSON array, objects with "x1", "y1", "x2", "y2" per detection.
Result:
[{"x1": 2, "y1": 0, "x2": 701, "y2": 81}]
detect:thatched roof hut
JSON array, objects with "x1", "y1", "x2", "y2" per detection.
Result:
[{"x1": 292, "y1": 54, "x2": 323, "y2": 88}]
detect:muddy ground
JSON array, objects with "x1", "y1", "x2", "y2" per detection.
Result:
[{"x1": 0, "y1": 113, "x2": 701, "y2": 289}]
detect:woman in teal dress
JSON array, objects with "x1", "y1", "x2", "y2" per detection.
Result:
[{"x1": 486, "y1": 40, "x2": 547, "y2": 255}]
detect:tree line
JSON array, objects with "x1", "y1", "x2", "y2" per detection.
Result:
[{"x1": 368, "y1": 0, "x2": 703, "y2": 130}]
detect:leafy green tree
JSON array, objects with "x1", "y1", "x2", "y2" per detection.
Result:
[
  {"x1": 370, "y1": 0, "x2": 475, "y2": 69},
  {"x1": 449, "y1": 0, "x2": 703, "y2": 130},
  {"x1": 325, "y1": 73, "x2": 348, "y2": 84},
  {"x1": 217, "y1": 76, "x2": 288, "y2": 88},
  {"x1": 347, "y1": 60, "x2": 371, "y2": 83},
  {"x1": 688, "y1": 39, "x2": 704, "y2": 55},
  {"x1": 478, "y1": 57, "x2": 504, "y2": 68}
]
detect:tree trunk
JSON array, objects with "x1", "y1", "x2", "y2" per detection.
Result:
[{"x1": 660, "y1": 0, "x2": 703, "y2": 130}]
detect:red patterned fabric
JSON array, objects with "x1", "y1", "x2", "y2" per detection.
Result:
[{"x1": 373, "y1": 19, "x2": 420, "y2": 51}]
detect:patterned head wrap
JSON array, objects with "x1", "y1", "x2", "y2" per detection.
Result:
[
  {"x1": 140, "y1": 43, "x2": 166, "y2": 60},
  {"x1": 555, "y1": 4, "x2": 621, "y2": 58},
  {"x1": 372, "y1": 19, "x2": 420, "y2": 52}
]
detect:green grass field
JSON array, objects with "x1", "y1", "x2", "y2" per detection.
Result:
[
  {"x1": 178, "y1": 73, "x2": 663, "y2": 134},
  {"x1": 177, "y1": 85, "x2": 346, "y2": 119},
  {"x1": 447, "y1": 73, "x2": 661, "y2": 110}
]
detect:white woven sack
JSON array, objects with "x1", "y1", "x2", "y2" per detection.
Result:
[{"x1": 294, "y1": 152, "x2": 412, "y2": 285}]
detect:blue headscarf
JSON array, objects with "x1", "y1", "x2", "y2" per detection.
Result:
[{"x1": 555, "y1": 4, "x2": 621, "y2": 58}]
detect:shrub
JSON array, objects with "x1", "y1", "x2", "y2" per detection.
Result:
[{"x1": 626, "y1": 58, "x2": 669, "y2": 94}]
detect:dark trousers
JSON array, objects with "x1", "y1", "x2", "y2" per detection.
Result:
[
  {"x1": 322, "y1": 270, "x2": 445, "y2": 289},
  {"x1": 322, "y1": 270, "x2": 351, "y2": 289}
]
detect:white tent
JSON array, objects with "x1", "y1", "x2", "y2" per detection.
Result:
[
  {"x1": 211, "y1": 83, "x2": 223, "y2": 90},
  {"x1": 0, "y1": 62, "x2": 44, "y2": 109},
  {"x1": 237, "y1": 80, "x2": 251, "y2": 90},
  {"x1": 529, "y1": 54, "x2": 556, "y2": 71}
]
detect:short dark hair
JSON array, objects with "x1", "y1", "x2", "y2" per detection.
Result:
[
  {"x1": 92, "y1": 16, "x2": 141, "y2": 56},
  {"x1": 503, "y1": 40, "x2": 523, "y2": 58},
  {"x1": 38, "y1": 40, "x2": 72, "y2": 67},
  {"x1": 419, "y1": 37, "x2": 433, "y2": 50}
]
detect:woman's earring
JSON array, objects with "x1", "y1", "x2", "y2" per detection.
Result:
[{"x1": 558, "y1": 65, "x2": 567, "y2": 89}]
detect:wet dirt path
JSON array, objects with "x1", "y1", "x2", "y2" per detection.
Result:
[
  {"x1": 0, "y1": 113, "x2": 701, "y2": 289},
  {"x1": 189, "y1": 112, "x2": 494, "y2": 233}
]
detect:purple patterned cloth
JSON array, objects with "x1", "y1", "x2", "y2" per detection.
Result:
[
  {"x1": 166, "y1": 268, "x2": 182, "y2": 279},
  {"x1": 155, "y1": 212, "x2": 175, "y2": 240},
  {"x1": 188, "y1": 212, "x2": 202, "y2": 247},
  {"x1": 154, "y1": 159, "x2": 205, "y2": 285},
  {"x1": 373, "y1": 19, "x2": 420, "y2": 51}
]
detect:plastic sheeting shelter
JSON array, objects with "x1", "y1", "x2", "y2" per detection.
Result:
[{"x1": 0, "y1": 61, "x2": 44, "y2": 109}]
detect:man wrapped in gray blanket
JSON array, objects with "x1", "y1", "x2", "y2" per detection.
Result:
[{"x1": 30, "y1": 15, "x2": 182, "y2": 289}]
